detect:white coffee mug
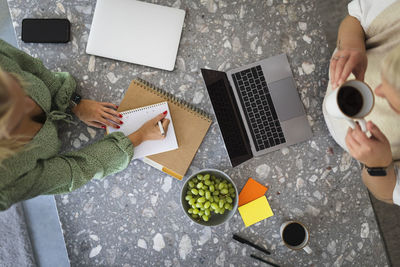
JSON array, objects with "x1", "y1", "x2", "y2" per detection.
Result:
[
  {"x1": 280, "y1": 221, "x2": 312, "y2": 254},
  {"x1": 325, "y1": 80, "x2": 374, "y2": 132}
]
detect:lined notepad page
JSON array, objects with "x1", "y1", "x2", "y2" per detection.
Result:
[{"x1": 108, "y1": 102, "x2": 178, "y2": 159}]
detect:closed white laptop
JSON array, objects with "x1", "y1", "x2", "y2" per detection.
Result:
[{"x1": 86, "y1": 0, "x2": 185, "y2": 71}]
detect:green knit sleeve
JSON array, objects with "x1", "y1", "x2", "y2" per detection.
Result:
[
  {"x1": 0, "y1": 132, "x2": 134, "y2": 211},
  {"x1": 0, "y1": 40, "x2": 76, "y2": 112}
]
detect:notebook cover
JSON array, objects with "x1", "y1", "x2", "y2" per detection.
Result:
[{"x1": 118, "y1": 79, "x2": 212, "y2": 179}]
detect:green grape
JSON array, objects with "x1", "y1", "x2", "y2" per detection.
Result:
[
  {"x1": 199, "y1": 190, "x2": 205, "y2": 196},
  {"x1": 226, "y1": 197, "x2": 233, "y2": 204},
  {"x1": 196, "y1": 203, "x2": 203, "y2": 208},
  {"x1": 214, "y1": 196, "x2": 220, "y2": 202},
  {"x1": 204, "y1": 180, "x2": 211, "y2": 185},
  {"x1": 228, "y1": 183, "x2": 233, "y2": 188},
  {"x1": 204, "y1": 201, "x2": 211, "y2": 209},
  {"x1": 188, "y1": 208, "x2": 194, "y2": 214},
  {"x1": 192, "y1": 214, "x2": 199, "y2": 219},
  {"x1": 198, "y1": 211, "x2": 204, "y2": 216},
  {"x1": 228, "y1": 188, "x2": 235, "y2": 194},
  {"x1": 191, "y1": 188, "x2": 198, "y2": 195},
  {"x1": 219, "y1": 200, "x2": 225, "y2": 208},
  {"x1": 209, "y1": 197, "x2": 214, "y2": 203},
  {"x1": 215, "y1": 179, "x2": 221, "y2": 184},
  {"x1": 209, "y1": 185, "x2": 215, "y2": 192},
  {"x1": 202, "y1": 185, "x2": 207, "y2": 190},
  {"x1": 218, "y1": 183, "x2": 225, "y2": 190},
  {"x1": 197, "y1": 174, "x2": 203, "y2": 180},
  {"x1": 202, "y1": 215, "x2": 209, "y2": 221},
  {"x1": 212, "y1": 190, "x2": 219, "y2": 196},
  {"x1": 211, "y1": 203, "x2": 218, "y2": 210},
  {"x1": 185, "y1": 195, "x2": 193, "y2": 201},
  {"x1": 189, "y1": 198, "x2": 196, "y2": 205},
  {"x1": 205, "y1": 191, "x2": 211, "y2": 200},
  {"x1": 196, "y1": 182, "x2": 203, "y2": 189},
  {"x1": 230, "y1": 193, "x2": 236, "y2": 198},
  {"x1": 211, "y1": 175, "x2": 216, "y2": 180},
  {"x1": 187, "y1": 190, "x2": 192, "y2": 196},
  {"x1": 220, "y1": 207, "x2": 226, "y2": 214},
  {"x1": 197, "y1": 197, "x2": 206, "y2": 203},
  {"x1": 204, "y1": 209, "x2": 210, "y2": 216},
  {"x1": 200, "y1": 207, "x2": 205, "y2": 211},
  {"x1": 221, "y1": 188, "x2": 228, "y2": 195},
  {"x1": 188, "y1": 181, "x2": 195, "y2": 188},
  {"x1": 204, "y1": 174, "x2": 210, "y2": 180},
  {"x1": 193, "y1": 208, "x2": 199, "y2": 214},
  {"x1": 214, "y1": 208, "x2": 220, "y2": 214},
  {"x1": 224, "y1": 203, "x2": 230, "y2": 209},
  {"x1": 227, "y1": 204, "x2": 233, "y2": 210}
]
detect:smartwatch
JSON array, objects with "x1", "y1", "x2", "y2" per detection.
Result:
[
  {"x1": 70, "y1": 92, "x2": 82, "y2": 107},
  {"x1": 363, "y1": 163, "x2": 392, "y2": 177}
]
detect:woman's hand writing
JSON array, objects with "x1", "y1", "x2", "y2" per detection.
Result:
[{"x1": 128, "y1": 112, "x2": 170, "y2": 147}]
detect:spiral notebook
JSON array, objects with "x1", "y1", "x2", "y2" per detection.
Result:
[
  {"x1": 107, "y1": 102, "x2": 178, "y2": 159},
  {"x1": 117, "y1": 78, "x2": 212, "y2": 180}
]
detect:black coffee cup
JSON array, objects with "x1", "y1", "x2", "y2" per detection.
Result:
[{"x1": 280, "y1": 221, "x2": 312, "y2": 253}]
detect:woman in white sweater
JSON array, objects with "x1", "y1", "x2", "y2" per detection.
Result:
[{"x1": 324, "y1": 0, "x2": 400, "y2": 205}]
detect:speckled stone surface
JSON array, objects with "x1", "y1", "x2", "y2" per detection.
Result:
[{"x1": 8, "y1": 0, "x2": 389, "y2": 266}]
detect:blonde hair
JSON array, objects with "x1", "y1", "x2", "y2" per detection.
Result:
[
  {"x1": 0, "y1": 68, "x2": 27, "y2": 163},
  {"x1": 382, "y1": 44, "x2": 400, "y2": 91}
]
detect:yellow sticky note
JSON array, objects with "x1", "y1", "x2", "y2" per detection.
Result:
[{"x1": 238, "y1": 196, "x2": 274, "y2": 227}]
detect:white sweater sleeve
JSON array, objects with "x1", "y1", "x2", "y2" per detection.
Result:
[
  {"x1": 348, "y1": 0, "x2": 363, "y2": 23},
  {"x1": 393, "y1": 165, "x2": 400, "y2": 206},
  {"x1": 347, "y1": 0, "x2": 396, "y2": 31}
]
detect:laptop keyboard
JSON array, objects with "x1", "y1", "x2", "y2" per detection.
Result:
[{"x1": 232, "y1": 65, "x2": 286, "y2": 151}]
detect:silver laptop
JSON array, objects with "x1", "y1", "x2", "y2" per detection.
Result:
[
  {"x1": 86, "y1": 0, "x2": 185, "y2": 71},
  {"x1": 201, "y1": 54, "x2": 312, "y2": 167}
]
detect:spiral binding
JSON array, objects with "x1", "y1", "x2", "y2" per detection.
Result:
[
  {"x1": 134, "y1": 78, "x2": 212, "y2": 122},
  {"x1": 122, "y1": 102, "x2": 166, "y2": 115}
]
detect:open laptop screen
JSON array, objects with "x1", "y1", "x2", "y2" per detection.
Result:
[{"x1": 201, "y1": 69, "x2": 253, "y2": 167}]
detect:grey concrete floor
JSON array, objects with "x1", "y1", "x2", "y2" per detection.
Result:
[{"x1": 315, "y1": 1, "x2": 400, "y2": 266}]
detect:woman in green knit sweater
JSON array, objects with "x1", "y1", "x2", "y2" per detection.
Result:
[{"x1": 0, "y1": 39, "x2": 170, "y2": 210}]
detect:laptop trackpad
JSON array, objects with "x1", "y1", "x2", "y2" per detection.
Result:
[{"x1": 269, "y1": 77, "x2": 305, "y2": 121}]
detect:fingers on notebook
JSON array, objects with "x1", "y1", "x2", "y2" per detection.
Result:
[
  {"x1": 102, "y1": 102, "x2": 118, "y2": 110},
  {"x1": 104, "y1": 107, "x2": 123, "y2": 120},
  {"x1": 102, "y1": 112, "x2": 123, "y2": 126},
  {"x1": 162, "y1": 118, "x2": 170, "y2": 135},
  {"x1": 88, "y1": 121, "x2": 104, "y2": 129},
  {"x1": 153, "y1": 112, "x2": 167, "y2": 122}
]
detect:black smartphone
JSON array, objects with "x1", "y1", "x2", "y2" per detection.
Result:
[{"x1": 22, "y1": 18, "x2": 70, "y2": 43}]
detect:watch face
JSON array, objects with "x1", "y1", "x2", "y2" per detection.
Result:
[{"x1": 367, "y1": 168, "x2": 387, "y2": 176}]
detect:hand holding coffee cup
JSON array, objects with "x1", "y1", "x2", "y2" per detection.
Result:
[
  {"x1": 325, "y1": 80, "x2": 374, "y2": 133},
  {"x1": 280, "y1": 221, "x2": 312, "y2": 254}
]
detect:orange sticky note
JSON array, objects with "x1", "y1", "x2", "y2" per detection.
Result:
[
  {"x1": 238, "y1": 178, "x2": 268, "y2": 206},
  {"x1": 238, "y1": 196, "x2": 274, "y2": 227}
]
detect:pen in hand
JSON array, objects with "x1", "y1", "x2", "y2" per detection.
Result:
[{"x1": 158, "y1": 120, "x2": 165, "y2": 136}]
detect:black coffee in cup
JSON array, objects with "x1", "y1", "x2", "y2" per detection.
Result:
[
  {"x1": 337, "y1": 86, "x2": 364, "y2": 117},
  {"x1": 282, "y1": 222, "x2": 306, "y2": 246}
]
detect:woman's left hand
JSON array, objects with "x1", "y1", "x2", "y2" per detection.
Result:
[
  {"x1": 72, "y1": 99, "x2": 123, "y2": 129},
  {"x1": 345, "y1": 121, "x2": 392, "y2": 167}
]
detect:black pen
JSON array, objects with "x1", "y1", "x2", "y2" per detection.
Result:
[
  {"x1": 250, "y1": 254, "x2": 280, "y2": 267},
  {"x1": 232, "y1": 234, "x2": 271, "y2": 255}
]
